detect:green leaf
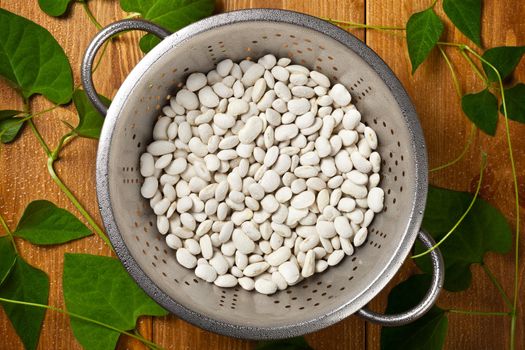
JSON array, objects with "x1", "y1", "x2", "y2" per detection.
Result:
[
  {"x1": 38, "y1": 0, "x2": 74, "y2": 17},
  {"x1": 120, "y1": 0, "x2": 215, "y2": 53},
  {"x1": 461, "y1": 89, "x2": 499, "y2": 135},
  {"x1": 0, "y1": 256, "x2": 49, "y2": 350},
  {"x1": 256, "y1": 337, "x2": 313, "y2": 350},
  {"x1": 0, "y1": 110, "x2": 23, "y2": 121},
  {"x1": 0, "y1": 117, "x2": 25, "y2": 143},
  {"x1": 14, "y1": 200, "x2": 92, "y2": 245},
  {"x1": 381, "y1": 275, "x2": 448, "y2": 350},
  {"x1": 415, "y1": 186, "x2": 512, "y2": 291},
  {"x1": 501, "y1": 83, "x2": 525, "y2": 123},
  {"x1": 0, "y1": 9, "x2": 73, "y2": 104},
  {"x1": 63, "y1": 254, "x2": 168, "y2": 350},
  {"x1": 482, "y1": 46, "x2": 525, "y2": 82},
  {"x1": 406, "y1": 7, "x2": 444, "y2": 73},
  {"x1": 442, "y1": 0, "x2": 482, "y2": 46},
  {"x1": 73, "y1": 89, "x2": 110, "y2": 139},
  {"x1": 0, "y1": 236, "x2": 17, "y2": 285}
]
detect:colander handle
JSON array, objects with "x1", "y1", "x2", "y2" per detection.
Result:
[
  {"x1": 81, "y1": 19, "x2": 171, "y2": 116},
  {"x1": 356, "y1": 230, "x2": 444, "y2": 326}
]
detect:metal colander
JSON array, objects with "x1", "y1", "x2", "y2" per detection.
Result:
[{"x1": 81, "y1": 9, "x2": 444, "y2": 340}]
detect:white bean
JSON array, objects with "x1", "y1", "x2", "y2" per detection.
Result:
[
  {"x1": 254, "y1": 277, "x2": 277, "y2": 295},
  {"x1": 353, "y1": 227, "x2": 368, "y2": 247},
  {"x1": 367, "y1": 187, "x2": 385, "y2": 213},
  {"x1": 278, "y1": 261, "x2": 300, "y2": 284},
  {"x1": 327, "y1": 250, "x2": 345, "y2": 266},
  {"x1": 214, "y1": 274, "x2": 238, "y2": 287},
  {"x1": 329, "y1": 83, "x2": 351, "y2": 106},
  {"x1": 301, "y1": 250, "x2": 316, "y2": 278},
  {"x1": 176, "y1": 248, "x2": 197, "y2": 269}
]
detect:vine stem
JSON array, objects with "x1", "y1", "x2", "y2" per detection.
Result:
[
  {"x1": 78, "y1": 0, "x2": 102, "y2": 30},
  {"x1": 325, "y1": 18, "x2": 405, "y2": 30},
  {"x1": 20, "y1": 105, "x2": 60, "y2": 122},
  {"x1": 52, "y1": 132, "x2": 76, "y2": 160},
  {"x1": 465, "y1": 46, "x2": 521, "y2": 350},
  {"x1": 28, "y1": 120, "x2": 52, "y2": 157},
  {"x1": 92, "y1": 40, "x2": 110, "y2": 74},
  {"x1": 0, "y1": 212, "x2": 18, "y2": 254},
  {"x1": 0, "y1": 297, "x2": 163, "y2": 350},
  {"x1": 482, "y1": 263, "x2": 514, "y2": 310},
  {"x1": 448, "y1": 309, "x2": 510, "y2": 316},
  {"x1": 460, "y1": 50, "x2": 489, "y2": 87},
  {"x1": 439, "y1": 46, "x2": 463, "y2": 97},
  {"x1": 412, "y1": 152, "x2": 487, "y2": 258},
  {"x1": 429, "y1": 47, "x2": 475, "y2": 173},
  {"x1": 430, "y1": 124, "x2": 476, "y2": 172},
  {"x1": 437, "y1": 41, "x2": 465, "y2": 48}
]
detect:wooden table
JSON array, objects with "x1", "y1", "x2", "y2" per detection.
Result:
[{"x1": 1, "y1": 0, "x2": 523, "y2": 349}]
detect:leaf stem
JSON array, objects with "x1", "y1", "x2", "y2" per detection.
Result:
[
  {"x1": 92, "y1": 40, "x2": 110, "y2": 74},
  {"x1": 412, "y1": 152, "x2": 487, "y2": 258},
  {"x1": 439, "y1": 46, "x2": 463, "y2": 97},
  {"x1": 460, "y1": 50, "x2": 489, "y2": 87},
  {"x1": 133, "y1": 329, "x2": 157, "y2": 350},
  {"x1": 448, "y1": 309, "x2": 510, "y2": 316},
  {"x1": 0, "y1": 297, "x2": 164, "y2": 350},
  {"x1": 51, "y1": 132, "x2": 76, "y2": 160},
  {"x1": 28, "y1": 120, "x2": 52, "y2": 157},
  {"x1": 0, "y1": 212, "x2": 18, "y2": 254},
  {"x1": 437, "y1": 41, "x2": 466, "y2": 48},
  {"x1": 23, "y1": 105, "x2": 61, "y2": 122},
  {"x1": 481, "y1": 263, "x2": 514, "y2": 310},
  {"x1": 430, "y1": 124, "x2": 475, "y2": 172},
  {"x1": 325, "y1": 18, "x2": 405, "y2": 31},
  {"x1": 46, "y1": 157, "x2": 114, "y2": 251},
  {"x1": 79, "y1": 0, "x2": 102, "y2": 30},
  {"x1": 465, "y1": 46, "x2": 521, "y2": 350}
]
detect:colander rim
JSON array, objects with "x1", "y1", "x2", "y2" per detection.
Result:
[{"x1": 96, "y1": 8, "x2": 428, "y2": 340}]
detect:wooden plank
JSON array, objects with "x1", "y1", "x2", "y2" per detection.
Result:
[{"x1": 365, "y1": 0, "x2": 525, "y2": 349}]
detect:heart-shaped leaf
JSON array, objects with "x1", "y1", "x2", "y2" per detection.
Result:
[
  {"x1": 0, "y1": 256, "x2": 49, "y2": 350},
  {"x1": 415, "y1": 186, "x2": 512, "y2": 291},
  {"x1": 73, "y1": 89, "x2": 110, "y2": 139},
  {"x1": 482, "y1": 46, "x2": 525, "y2": 82},
  {"x1": 0, "y1": 9, "x2": 73, "y2": 104},
  {"x1": 406, "y1": 7, "x2": 444, "y2": 73},
  {"x1": 256, "y1": 337, "x2": 313, "y2": 350},
  {"x1": 0, "y1": 237, "x2": 17, "y2": 285},
  {"x1": 381, "y1": 274, "x2": 448, "y2": 350},
  {"x1": 63, "y1": 254, "x2": 168, "y2": 350},
  {"x1": 14, "y1": 200, "x2": 92, "y2": 245},
  {"x1": 38, "y1": 0, "x2": 75, "y2": 17},
  {"x1": 442, "y1": 0, "x2": 482, "y2": 46},
  {"x1": 461, "y1": 89, "x2": 499, "y2": 135},
  {"x1": 0, "y1": 117, "x2": 25, "y2": 143},
  {"x1": 120, "y1": 0, "x2": 215, "y2": 53},
  {"x1": 501, "y1": 83, "x2": 525, "y2": 123}
]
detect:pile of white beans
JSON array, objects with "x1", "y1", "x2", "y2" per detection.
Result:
[{"x1": 140, "y1": 54, "x2": 384, "y2": 295}]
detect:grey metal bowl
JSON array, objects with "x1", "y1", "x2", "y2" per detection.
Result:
[{"x1": 81, "y1": 9, "x2": 444, "y2": 340}]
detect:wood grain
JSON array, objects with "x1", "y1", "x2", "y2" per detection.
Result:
[{"x1": 0, "y1": 0, "x2": 523, "y2": 349}]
